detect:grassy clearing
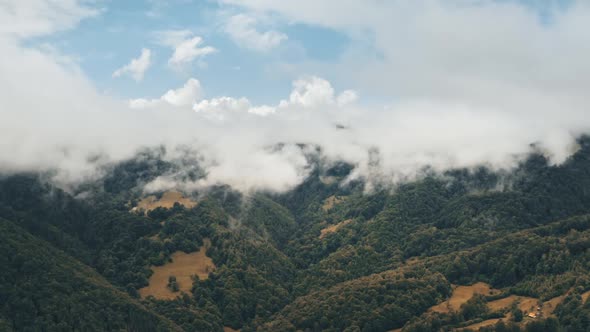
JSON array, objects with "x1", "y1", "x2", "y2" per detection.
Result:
[
  {"x1": 319, "y1": 219, "x2": 352, "y2": 239},
  {"x1": 139, "y1": 239, "x2": 215, "y2": 300},
  {"x1": 133, "y1": 191, "x2": 196, "y2": 212},
  {"x1": 457, "y1": 290, "x2": 581, "y2": 330},
  {"x1": 487, "y1": 295, "x2": 539, "y2": 313},
  {"x1": 540, "y1": 294, "x2": 565, "y2": 317},
  {"x1": 457, "y1": 318, "x2": 504, "y2": 331},
  {"x1": 322, "y1": 195, "x2": 346, "y2": 212},
  {"x1": 430, "y1": 282, "x2": 501, "y2": 313}
]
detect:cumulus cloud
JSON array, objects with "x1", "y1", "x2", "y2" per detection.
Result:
[
  {"x1": 129, "y1": 78, "x2": 202, "y2": 109},
  {"x1": 112, "y1": 48, "x2": 152, "y2": 81},
  {"x1": 336, "y1": 90, "x2": 359, "y2": 106},
  {"x1": 191, "y1": 77, "x2": 355, "y2": 120},
  {"x1": 3, "y1": 0, "x2": 590, "y2": 194},
  {"x1": 131, "y1": 76, "x2": 356, "y2": 121},
  {"x1": 224, "y1": 14, "x2": 287, "y2": 52},
  {"x1": 279, "y1": 76, "x2": 358, "y2": 109},
  {"x1": 193, "y1": 97, "x2": 276, "y2": 120},
  {"x1": 221, "y1": 0, "x2": 590, "y2": 111},
  {"x1": 155, "y1": 30, "x2": 217, "y2": 68}
]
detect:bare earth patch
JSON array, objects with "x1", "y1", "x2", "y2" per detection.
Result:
[
  {"x1": 223, "y1": 327, "x2": 240, "y2": 332},
  {"x1": 132, "y1": 191, "x2": 196, "y2": 213},
  {"x1": 430, "y1": 282, "x2": 501, "y2": 313},
  {"x1": 322, "y1": 195, "x2": 346, "y2": 212},
  {"x1": 582, "y1": 290, "x2": 590, "y2": 303},
  {"x1": 319, "y1": 219, "x2": 352, "y2": 239},
  {"x1": 139, "y1": 239, "x2": 215, "y2": 300}
]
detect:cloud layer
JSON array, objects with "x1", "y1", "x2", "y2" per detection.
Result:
[{"x1": 2, "y1": 0, "x2": 590, "y2": 194}]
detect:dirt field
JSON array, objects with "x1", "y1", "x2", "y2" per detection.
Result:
[
  {"x1": 133, "y1": 191, "x2": 196, "y2": 212},
  {"x1": 322, "y1": 195, "x2": 346, "y2": 211},
  {"x1": 139, "y1": 239, "x2": 215, "y2": 300},
  {"x1": 223, "y1": 327, "x2": 240, "y2": 332},
  {"x1": 319, "y1": 219, "x2": 352, "y2": 239},
  {"x1": 430, "y1": 282, "x2": 501, "y2": 313},
  {"x1": 582, "y1": 290, "x2": 590, "y2": 303}
]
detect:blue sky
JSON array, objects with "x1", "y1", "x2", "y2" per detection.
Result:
[
  {"x1": 22, "y1": 0, "x2": 576, "y2": 107},
  {"x1": 29, "y1": 0, "x2": 352, "y2": 104}
]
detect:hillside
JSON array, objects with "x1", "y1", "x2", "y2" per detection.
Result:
[
  {"x1": 0, "y1": 218, "x2": 182, "y2": 331},
  {"x1": 2, "y1": 139, "x2": 590, "y2": 331}
]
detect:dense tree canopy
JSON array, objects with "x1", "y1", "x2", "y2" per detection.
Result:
[{"x1": 3, "y1": 138, "x2": 590, "y2": 331}]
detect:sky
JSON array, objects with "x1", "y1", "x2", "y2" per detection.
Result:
[
  {"x1": 1, "y1": 0, "x2": 589, "y2": 193},
  {"x1": 27, "y1": 0, "x2": 353, "y2": 104}
]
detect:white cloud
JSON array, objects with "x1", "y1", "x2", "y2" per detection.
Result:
[
  {"x1": 194, "y1": 96, "x2": 275, "y2": 120},
  {"x1": 0, "y1": 0, "x2": 100, "y2": 38},
  {"x1": 279, "y1": 76, "x2": 358, "y2": 108},
  {"x1": 170, "y1": 36, "x2": 216, "y2": 66},
  {"x1": 337, "y1": 90, "x2": 359, "y2": 106},
  {"x1": 129, "y1": 78, "x2": 202, "y2": 108},
  {"x1": 112, "y1": 48, "x2": 152, "y2": 81},
  {"x1": 132, "y1": 75, "x2": 351, "y2": 121},
  {"x1": 155, "y1": 30, "x2": 217, "y2": 68},
  {"x1": 191, "y1": 76, "x2": 354, "y2": 119},
  {"x1": 224, "y1": 14, "x2": 287, "y2": 52},
  {"x1": 154, "y1": 29, "x2": 193, "y2": 47},
  {"x1": 194, "y1": 96, "x2": 250, "y2": 113},
  {"x1": 220, "y1": 0, "x2": 590, "y2": 111},
  {"x1": 5, "y1": 0, "x2": 590, "y2": 195}
]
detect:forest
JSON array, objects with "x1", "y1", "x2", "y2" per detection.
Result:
[{"x1": 2, "y1": 138, "x2": 590, "y2": 331}]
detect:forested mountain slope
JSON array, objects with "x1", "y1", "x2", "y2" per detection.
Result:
[
  {"x1": 0, "y1": 218, "x2": 181, "y2": 331},
  {"x1": 2, "y1": 138, "x2": 590, "y2": 331}
]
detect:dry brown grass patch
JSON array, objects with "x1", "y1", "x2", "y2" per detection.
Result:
[
  {"x1": 541, "y1": 294, "x2": 565, "y2": 317},
  {"x1": 518, "y1": 297, "x2": 540, "y2": 314},
  {"x1": 487, "y1": 295, "x2": 538, "y2": 313},
  {"x1": 319, "y1": 219, "x2": 352, "y2": 239},
  {"x1": 457, "y1": 318, "x2": 505, "y2": 331},
  {"x1": 322, "y1": 195, "x2": 346, "y2": 212},
  {"x1": 139, "y1": 239, "x2": 215, "y2": 300},
  {"x1": 430, "y1": 282, "x2": 501, "y2": 313},
  {"x1": 133, "y1": 191, "x2": 196, "y2": 213}
]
